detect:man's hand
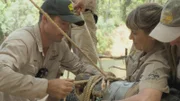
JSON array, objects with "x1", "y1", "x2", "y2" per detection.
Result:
[
  {"x1": 47, "y1": 79, "x2": 74, "y2": 99},
  {"x1": 73, "y1": 0, "x2": 85, "y2": 14}
]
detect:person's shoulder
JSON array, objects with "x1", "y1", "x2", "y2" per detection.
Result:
[
  {"x1": 5, "y1": 26, "x2": 36, "y2": 48},
  {"x1": 8, "y1": 26, "x2": 34, "y2": 41},
  {"x1": 147, "y1": 50, "x2": 167, "y2": 62},
  {"x1": 145, "y1": 46, "x2": 170, "y2": 69}
]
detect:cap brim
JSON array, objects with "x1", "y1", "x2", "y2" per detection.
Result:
[
  {"x1": 150, "y1": 23, "x2": 180, "y2": 43},
  {"x1": 59, "y1": 15, "x2": 84, "y2": 26}
]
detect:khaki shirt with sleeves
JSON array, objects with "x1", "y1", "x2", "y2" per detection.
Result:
[
  {"x1": 0, "y1": 24, "x2": 98, "y2": 101},
  {"x1": 126, "y1": 43, "x2": 170, "y2": 93}
]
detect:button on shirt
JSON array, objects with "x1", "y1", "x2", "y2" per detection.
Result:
[{"x1": 0, "y1": 24, "x2": 98, "y2": 101}]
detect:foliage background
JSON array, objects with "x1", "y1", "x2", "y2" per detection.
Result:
[
  {"x1": 0, "y1": 0, "x2": 43, "y2": 43},
  {"x1": 96, "y1": 0, "x2": 167, "y2": 55},
  {"x1": 0, "y1": 0, "x2": 167, "y2": 55}
]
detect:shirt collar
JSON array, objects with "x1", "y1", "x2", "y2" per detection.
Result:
[
  {"x1": 140, "y1": 42, "x2": 164, "y2": 61},
  {"x1": 33, "y1": 23, "x2": 43, "y2": 53},
  {"x1": 33, "y1": 23, "x2": 58, "y2": 57}
]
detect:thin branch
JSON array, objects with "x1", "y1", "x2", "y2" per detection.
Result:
[{"x1": 99, "y1": 55, "x2": 127, "y2": 60}]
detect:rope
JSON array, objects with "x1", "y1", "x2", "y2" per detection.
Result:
[
  {"x1": 79, "y1": 12, "x2": 103, "y2": 70},
  {"x1": 84, "y1": 75, "x2": 102, "y2": 101},
  {"x1": 76, "y1": 75, "x2": 102, "y2": 101},
  {"x1": 74, "y1": 75, "x2": 123, "y2": 101},
  {"x1": 74, "y1": 80, "x2": 89, "y2": 85},
  {"x1": 70, "y1": 0, "x2": 102, "y2": 70}
]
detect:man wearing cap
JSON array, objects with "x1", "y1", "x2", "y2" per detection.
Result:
[
  {"x1": 0, "y1": 0, "x2": 99, "y2": 101},
  {"x1": 150, "y1": 0, "x2": 180, "y2": 89}
]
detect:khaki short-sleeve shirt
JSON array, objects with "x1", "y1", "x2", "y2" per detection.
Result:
[
  {"x1": 126, "y1": 43, "x2": 170, "y2": 93},
  {"x1": 0, "y1": 24, "x2": 98, "y2": 101}
]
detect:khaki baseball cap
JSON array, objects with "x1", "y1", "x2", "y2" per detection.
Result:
[
  {"x1": 41, "y1": 0, "x2": 84, "y2": 26},
  {"x1": 150, "y1": 0, "x2": 180, "y2": 42}
]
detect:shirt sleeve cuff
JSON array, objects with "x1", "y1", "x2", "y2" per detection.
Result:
[{"x1": 32, "y1": 78, "x2": 48, "y2": 98}]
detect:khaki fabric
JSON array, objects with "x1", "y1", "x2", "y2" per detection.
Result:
[
  {"x1": 102, "y1": 43, "x2": 170, "y2": 101},
  {"x1": 126, "y1": 42, "x2": 170, "y2": 93},
  {"x1": 85, "y1": 0, "x2": 96, "y2": 13},
  {"x1": 0, "y1": 24, "x2": 99, "y2": 101},
  {"x1": 71, "y1": 11, "x2": 98, "y2": 64},
  {"x1": 126, "y1": 45, "x2": 143, "y2": 80},
  {"x1": 72, "y1": 0, "x2": 96, "y2": 13}
]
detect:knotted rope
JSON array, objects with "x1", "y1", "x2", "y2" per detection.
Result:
[{"x1": 74, "y1": 74, "x2": 123, "y2": 101}]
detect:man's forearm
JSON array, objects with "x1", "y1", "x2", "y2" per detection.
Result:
[
  {"x1": 119, "y1": 94, "x2": 143, "y2": 101},
  {"x1": 119, "y1": 89, "x2": 162, "y2": 101},
  {"x1": 0, "y1": 64, "x2": 48, "y2": 99}
]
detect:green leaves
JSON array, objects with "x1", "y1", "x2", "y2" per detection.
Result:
[
  {"x1": 96, "y1": 0, "x2": 167, "y2": 54},
  {"x1": 0, "y1": 0, "x2": 43, "y2": 34},
  {"x1": 96, "y1": 17, "x2": 115, "y2": 54}
]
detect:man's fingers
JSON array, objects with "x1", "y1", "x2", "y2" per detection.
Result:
[
  {"x1": 64, "y1": 80, "x2": 74, "y2": 88},
  {"x1": 47, "y1": 79, "x2": 75, "y2": 99},
  {"x1": 65, "y1": 86, "x2": 73, "y2": 92},
  {"x1": 73, "y1": 0, "x2": 85, "y2": 14}
]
